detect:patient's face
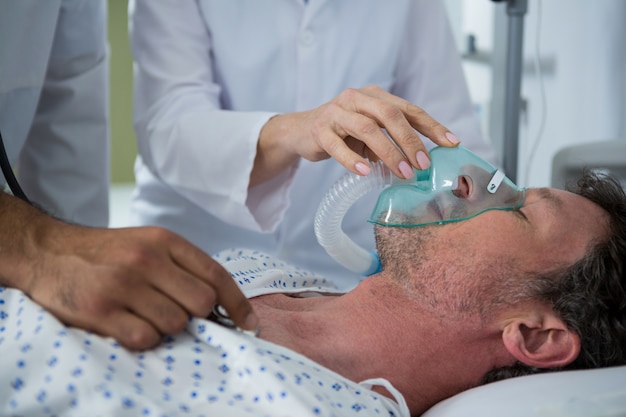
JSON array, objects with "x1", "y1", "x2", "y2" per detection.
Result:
[
  {"x1": 375, "y1": 187, "x2": 609, "y2": 317},
  {"x1": 497, "y1": 188, "x2": 606, "y2": 267},
  {"x1": 454, "y1": 187, "x2": 608, "y2": 269}
]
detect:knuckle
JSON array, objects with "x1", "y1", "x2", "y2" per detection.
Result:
[
  {"x1": 407, "y1": 103, "x2": 441, "y2": 130},
  {"x1": 122, "y1": 324, "x2": 160, "y2": 350},
  {"x1": 361, "y1": 84, "x2": 381, "y2": 94},
  {"x1": 160, "y1": 309, "x2": 189, "y2": 335},
  {"x1": 338, "y1": 87, "x2": 358, "y2": 102},
  {"x1": 188, "y1": 289, "x2": 216, "y2": 317},
  {"x1": 76, "y1": 291, "x2": 117, "y2": 318},
  {"x1": 397, "y1": 130, "x2": 421, "y2": 147},
  {"x1": 407, "y1": 102, "x2": 427, "y2": 116},
  {"x1": 323, "y1": 139, "x2": 344, "y2": 158},
  {"x1": 324, "y1": 101, "x2": 343, "y2": 114},
  {"x1": 357, "y1": 120, "x2": 380, "y2": 138},
  {"x1": 380, "y1": 105, "x2": 404, "y2": 122},
  {"x1": 145, "y1": 226, "x2": 176, "y2": 243},
  {"x1": 124, "y1": 245, "x2": 159, "y2": 269}
]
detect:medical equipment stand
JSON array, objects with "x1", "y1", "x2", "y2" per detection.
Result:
[{"x1": 492, "y1": 0, "x2": 527, "y2": 184}]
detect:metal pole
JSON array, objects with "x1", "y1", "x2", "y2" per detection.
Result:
[{"x1": 501, "y1": 0, "x2": 527, "y2": 183}]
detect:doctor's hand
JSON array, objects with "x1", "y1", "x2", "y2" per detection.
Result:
[
  {"x1": 34, "y1": 225, "x2": 257, "y2": 350},
  {"x1": 1, "y1": 195, "x2": 258, "y2": 350},
  {"x1": 252, "y1": 84, "x2": 461, "y2": 186}
]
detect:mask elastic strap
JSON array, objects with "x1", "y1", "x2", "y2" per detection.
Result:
[{"x1": 359, "y1": 377, "x2": 410, "y2": 417}]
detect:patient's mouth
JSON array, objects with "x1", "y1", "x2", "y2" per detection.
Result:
[{"x1": 426, "y1": 198, "x2": 443, "y2": 221}]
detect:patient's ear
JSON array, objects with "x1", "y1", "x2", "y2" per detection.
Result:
[{"x1": 501, "y1": 308, "x2": 580, "y2": 369}]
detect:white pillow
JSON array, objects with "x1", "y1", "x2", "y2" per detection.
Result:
[{"x1": 422, "y1": 365, "x2": 626, "y2": 417}]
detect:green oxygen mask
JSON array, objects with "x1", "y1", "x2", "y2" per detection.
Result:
[
  {"x1": 369, "y1": 145, "x2": 526, "y2": 227},
  {"x1": 314, "y1": 145, "x2": 526, "y2": 276}
]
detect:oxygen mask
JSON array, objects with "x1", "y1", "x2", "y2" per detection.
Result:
[
  {"x1": 369, "y1": 146, "x2": 525, "y2": 228},
  {"x1": 314, "y1": 145, "x2": 525, "y2": 276}
]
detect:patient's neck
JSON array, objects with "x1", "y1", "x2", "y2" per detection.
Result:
[{"x1": 249, "y1": 274, "x2": 512, "y2": 415}]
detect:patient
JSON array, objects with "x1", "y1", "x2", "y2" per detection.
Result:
[{"x1": 1, "y1": 170, "x2": 624, "y2": 416}]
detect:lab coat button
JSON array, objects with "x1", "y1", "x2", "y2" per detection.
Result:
[{"x1": 299, "y1": 30, "x2": 315, "y2": 46}]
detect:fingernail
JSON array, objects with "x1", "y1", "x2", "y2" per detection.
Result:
[
  {"x1": 355, "y1": 162, "x2": 371, "y2": 176},
  {"x1": 445, "y1": 132, "x2": 460, "y2": 144},
  {"x1": 416, "y1": 151, "x2": 431, "y2": 170},
  {"x1": 398, "y1": 160, "x2": 414, "y2": 179}
]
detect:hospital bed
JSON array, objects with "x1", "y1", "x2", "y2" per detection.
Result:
[
  {"x1": 423, "y1": 139, "x2": 626, "y2": 417},
  {"x1": 551, "y1": 139, "x2": 626, "y2": 189},
  {"x1": 4, "y1": 141, "x2": 626, "y2": 415}
]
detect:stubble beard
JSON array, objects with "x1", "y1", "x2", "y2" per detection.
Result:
[{"x1": 374, "y1": 225, "x2": 526, "y2": 322}]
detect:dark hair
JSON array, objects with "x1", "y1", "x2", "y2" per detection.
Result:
[{"x1": 483, "y1": 170, "x2": 626, "y2": 384}]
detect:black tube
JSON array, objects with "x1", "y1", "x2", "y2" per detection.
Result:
[{"x1": 0, "y1": 128, "x2": 30, "y2": 203}]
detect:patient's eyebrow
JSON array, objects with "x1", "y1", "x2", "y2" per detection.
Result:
[{"x1": 536, "y1": 187, "x2": 563, "y2": 211}]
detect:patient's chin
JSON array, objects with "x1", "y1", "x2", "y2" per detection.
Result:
[{"x1": 374, "y1": 225, "x2": 431, "y2": 276}]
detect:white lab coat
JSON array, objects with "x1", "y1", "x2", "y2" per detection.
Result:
[
  {"x1": 129, "y1": 0, "x2": 496, "y2": 288},
  {"x1": 0, "y1": 0, "x2": 109, "y2": 226}
]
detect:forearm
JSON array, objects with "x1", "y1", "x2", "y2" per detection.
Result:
[{"x1": 131, "y1": 0, "x2": 300, "y2": 227}]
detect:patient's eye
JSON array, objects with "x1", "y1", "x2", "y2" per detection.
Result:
[{"x1": 513, "y1": 208, "x2": 529, "y2": 222}]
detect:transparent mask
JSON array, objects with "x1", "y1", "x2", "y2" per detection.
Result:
[{"x1": 368, "y1": 146, "x2": 526, "y2": 228}]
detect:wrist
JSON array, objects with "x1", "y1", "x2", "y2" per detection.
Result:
[
  {"x1": 252, "y1": 114, "x2": 300, "y2": 186},
  {"x1": 0, "y1": 193, "x2": 67, "y2": 293}
]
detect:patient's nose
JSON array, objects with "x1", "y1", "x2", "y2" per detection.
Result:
[{"x1": 452, "y1": 175, "x2": 473, "y2": 199}]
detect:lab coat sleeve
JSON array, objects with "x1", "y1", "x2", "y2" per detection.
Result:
[
  {"x1": 17, "y1": 0, "x2": 110, "y2": 227},
  {"x1": 129, "y1": 0, "x2": 295, "y2": 232},
  {"x1": 393, "y1": 0, "x2": 498, "y2": 165}
]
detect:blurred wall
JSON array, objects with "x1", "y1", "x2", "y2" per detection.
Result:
[{"x1": 107, "y1": 0, "x2": 136, "y2": 184}]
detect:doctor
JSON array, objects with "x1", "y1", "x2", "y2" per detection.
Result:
[
  {"x1": 129, "y1": 0, "x2": 498, "y2": 289},
  {"x1": 0, "y1": 0, "x2": 258, "y2": 350},
  {"x1": 0, "y1": 0, "x2": 109, "y2": 226}
]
